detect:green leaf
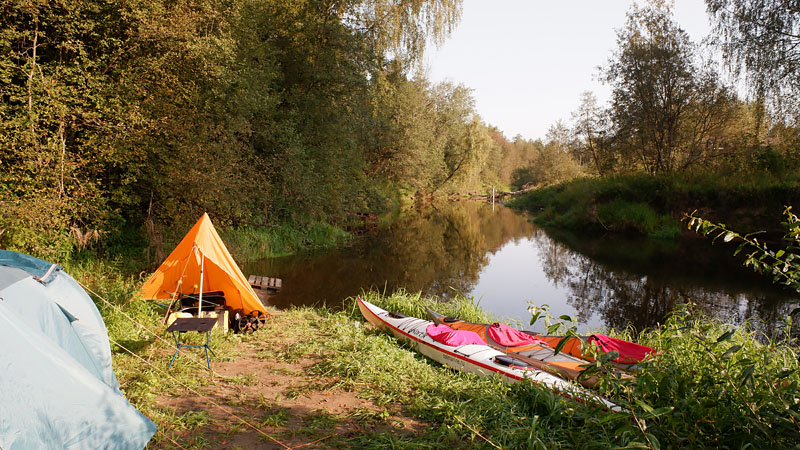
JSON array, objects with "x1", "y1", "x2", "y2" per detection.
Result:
[
  {"x1": 739, "y1": 365, "x2": 754, "y2": 387},
  {"x1": 721, "y1": 344, "x2": 742, "y2": 359},
  {"x1": 640, "y1": 407, "x2": 674, "y2": 420},
  {"x1": 612, "y1": 423, "x2": 637, "y2": 438},
  {"x1": 599, "y1": 411, "x2": 625, "y2": 424},
  {"x1": 553, "y1": 336, "x2": 570, "y2": 355},
  {"x1": 602, "y1": 350, "x2": 620, "y2": 362},
  {"x1": 645, "y1": 433, "x2": 661, "y2": 450},
  {"x1": 724, "y1": 232, "x2": 735, "y2": 242},
  {"x1": 635, "y1": 399, "x2": 655, "y2": 413},
  {"x1": 716, "y1": 330, "x2": 734, "y2": 342}
]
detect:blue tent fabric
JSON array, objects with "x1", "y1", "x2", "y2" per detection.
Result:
[
  {"x1": 0, "y1": 249, "x2": 59, "y2": 282},
  {"x1": 0, "y1": 250, "x2": 156, "y2": 449}
]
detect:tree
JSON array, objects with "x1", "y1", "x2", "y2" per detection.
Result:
[
  {"x1": 706, "y1": 0, "x2": 800, "y2": 119},
  {"x1": 366, "y1": 65, "x2": 445, "y2": 194},
  {"x1": 0, "y1": 0, "x2": 145, "y2": 255},
  {"x1": 509, "y1": 124, "x2": 581, "y2": 189},
  {"x1": 603, "y1": 1, "x2": 734, "y2": 174},
  {"x1": 571, "y1": 91, "x2": 613, "y2": 175},
  {"x1": 342, "y1": 0, "x2": 463, "y2": 67},
  {"x1": 429, "y1": 81, "x2": 484, "y2": 193},
  {"x1": 0, "y1": 0, "x2": 475, "y2": 255}
]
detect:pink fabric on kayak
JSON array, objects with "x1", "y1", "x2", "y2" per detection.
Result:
[
  {"x1": 487, "y1": 322, "x2": 547, "y2": 347},
  {"x1": 426, "y1": 324, "x2": 486, "y2": 346},
  {"x1": 589, "y1": 334, "x2": 656, "y2": 363}
]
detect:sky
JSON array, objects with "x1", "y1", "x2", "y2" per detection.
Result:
[{"x1": 424, "y1": 1, "x2": 713, "y2": 141}]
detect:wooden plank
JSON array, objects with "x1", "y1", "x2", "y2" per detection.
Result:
[{"x1": 249, "y1": 274, "x2": 282, "y2": 291}]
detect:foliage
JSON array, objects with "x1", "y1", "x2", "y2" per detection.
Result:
[
  {"x1": 560, "y1": 1, "x2": 800, "y2": 180},
  {"x1": 343, "y1": 0, "x2": 463, "y2": 68},
  {"x1": 571, "y1": 91, "x2": 615, "y2": 176},
  {"x1": 686, "y1": 206, "x2": 800, "y2": 294},
  {"x1": 220, "y1": 222, "x2": 351, "y2": 261},
  {"x1": 587, "y1": 304, "x2": 800, "y2": 449},
  {"x1": 511, "y1": 172, "x2": 800, "y2": 238},
  {"x1": 0, "y1": 0, "x2": 142, "y2": 257},
  {"x1": 602, "y1": 1, "x2": 736, "y2": 174},
  {"x1": 506, "y1": 126, "x2": 583, "y2": 191},
  {"x1": 0, "y1": 0, "x2": 480, "y2": 258},
  {"x1": 706, "y1": 0, "x2": 800, "y2": 119}
]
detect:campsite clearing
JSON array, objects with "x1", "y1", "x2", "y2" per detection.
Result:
[
  {"x1": 129, "y1": 308, "x2": 426, "y2": 449},
  {"x1": 96, "y1": 276, "x2": 800, "y2": 449}
]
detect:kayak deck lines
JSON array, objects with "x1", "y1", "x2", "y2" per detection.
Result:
[{"x1": 358, "y1": 298, "x2": 620, "y2": 412}]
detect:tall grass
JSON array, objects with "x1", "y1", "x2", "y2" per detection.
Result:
[
  {"x1": 60, "y1": 254, "x2": 800, "y2": 448},
  {"x1": 220, "y1": 222, "x2": 351, "y2": 261},
  {"x1": 509, "y1": 172, "x2": 800, "y2": 238},
  {"x1": 335, "y1": 291, "x2": 800, "y2": 449},
  {"x1": 355, "y1": 289, "x2": 498, "y2": 324}
]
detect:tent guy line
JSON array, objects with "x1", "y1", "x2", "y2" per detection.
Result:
[
  {"x1": 78, "y1": 278, "x2": 228, "y2": 377},
  {"x1": 106, "y1": 332, "x2": 292, "y2": 449},
  {"x1": 137, "y1": 212, "x2": 270, "y2": 319},
  {"x1": 81, "y1": 275, "x2": 339, "y2": 450}
]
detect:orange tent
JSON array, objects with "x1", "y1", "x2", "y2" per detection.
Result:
[{"x1": 138, "y1": 213, "x2": 268, "y2": 316}]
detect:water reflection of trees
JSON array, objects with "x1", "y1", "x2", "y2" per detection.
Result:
[
  {"x1": 531, "y1": 229, "x2": 796, "y2": 332},
  {"x1": 246, "y1": 202, "x2": 536, "y2": 308}
]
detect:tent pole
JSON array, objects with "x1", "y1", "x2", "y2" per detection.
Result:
[{"x1": 198, "y1": 249, "x2": 204, "y2": 317}]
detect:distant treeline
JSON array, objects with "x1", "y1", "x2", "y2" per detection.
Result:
[
  {"x1": 1, "y1": 0, "x2": 551, "y2": 256},
  {"x1": 511, "y1": 1, "x2": 800, "y2": 239},
  {"x1": 514, "y1": 1, "x2": 800, "y2": 189}
]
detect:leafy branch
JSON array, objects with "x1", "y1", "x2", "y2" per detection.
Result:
[{"x1": 685, "y1": 206, "x2": 800, "y2": 294}]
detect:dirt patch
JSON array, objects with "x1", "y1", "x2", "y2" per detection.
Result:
[{"x1": 151, "y1": 312, "x2": 423, "y2": 449}]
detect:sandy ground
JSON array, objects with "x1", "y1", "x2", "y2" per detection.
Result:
[{"x1": 153, "y1": 310, "x2": 423, "y2": 449}]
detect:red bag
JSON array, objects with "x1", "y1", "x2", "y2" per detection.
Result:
[
  {"x1": 487, "y1": 322, "x2": 547, "y2": 347},
  {"x1": 589, "y1": 334, "x2": 655, "y2": 363}
]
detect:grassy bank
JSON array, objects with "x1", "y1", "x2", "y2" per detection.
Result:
[
  {"x1": 508, "y1": 172, "x2": 800, "y2": 239},
  {"x1": 68, "y1": 219, "x2": 352, "y2": 279},
  {"x1": 75, "y1": 269, "x2": 800, "y2": 449},
  {"x1": 220, "y1": 221, "x2": 351, "y2": 261}
]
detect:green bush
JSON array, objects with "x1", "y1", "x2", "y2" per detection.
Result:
[{"x1": 509, "y1": 172, "x2": 800, "y2": 238}]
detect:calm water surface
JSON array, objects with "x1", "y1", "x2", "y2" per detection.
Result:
[{"x1": 245, "y1": 203, "x2": 797, "y2": 333}]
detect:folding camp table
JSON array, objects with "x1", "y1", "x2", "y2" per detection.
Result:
[{"x1": 166, "y1": 317, "x2": 217, "y2": 370}]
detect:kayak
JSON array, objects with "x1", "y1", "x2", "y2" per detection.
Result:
[
  {"x1": 426, "y1": 307, "x2": 655, "y2": 374},
  {"x1": 358, "y1": 298, "x2": 620, "y2": 411}
]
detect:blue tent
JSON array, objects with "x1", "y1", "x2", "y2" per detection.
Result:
[{"x1": 0, "y1": 250, "x2": 156, "y2": 449}]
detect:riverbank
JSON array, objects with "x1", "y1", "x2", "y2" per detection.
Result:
[
  {"x1": 74, "y1": 218, "x2": 355, "y2": 279},
  {"x1": 84, "y1": 270, "x2": 799, "y2": 449},
  {"x1": 508, "y1": 172, "x2": 800, "y2": 239}
]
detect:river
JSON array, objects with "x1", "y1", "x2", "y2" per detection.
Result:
[{"x1": 244, "y1": 202, "x2": 797, "y2": 333}]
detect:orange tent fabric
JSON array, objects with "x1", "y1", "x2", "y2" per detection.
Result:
[{"x1": 138, "y1": 213, "x2": 268, "y2": 315}]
